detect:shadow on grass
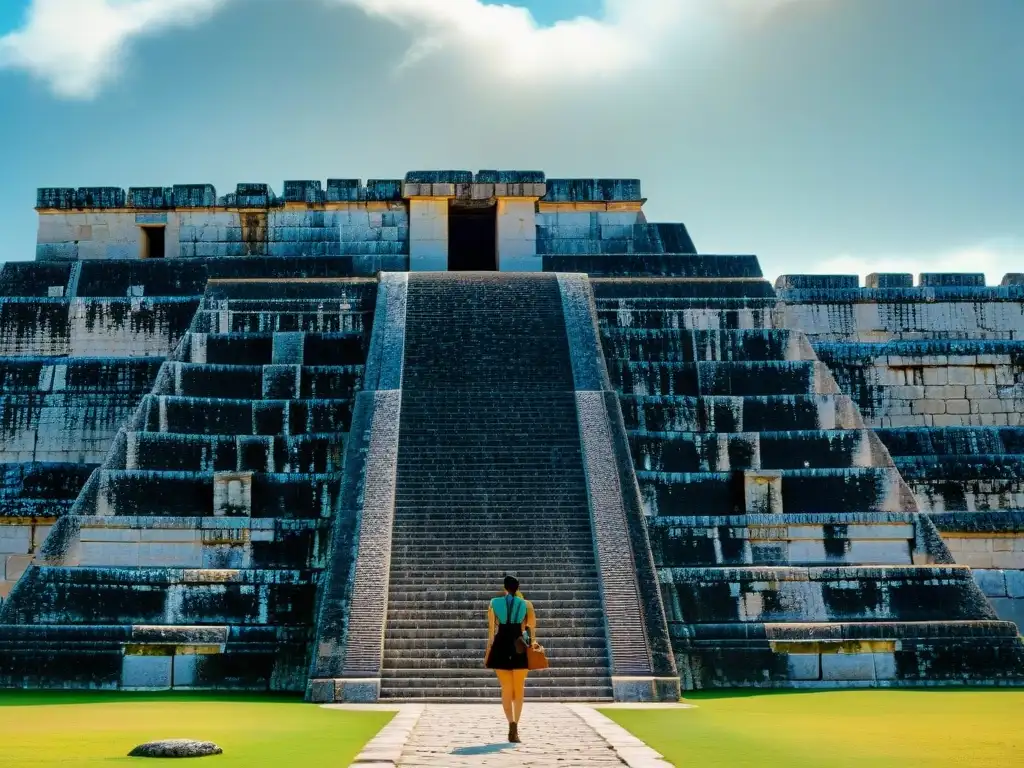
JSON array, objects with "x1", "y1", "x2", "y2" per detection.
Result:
[{"x1": 0, "y1": 691, "x2": 306, "y2": 707}]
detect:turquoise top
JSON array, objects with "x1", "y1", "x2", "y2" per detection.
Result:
[{"x1": 490, "y1": 595, "x2": 527, "y2": 625}]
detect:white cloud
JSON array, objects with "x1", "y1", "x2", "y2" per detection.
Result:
[
  {"x1": 0, "y1": 0, "x2": 229, "y2": 98},
  {"x1": 0, "y1": 0, "x2": 786, "y2": 99},
  {"x1": 334, "y1": 0, "x2": 707, "y2": 79},
  {"x1": 805, "y1": 238, "x2": 1024, "y2": 287}
]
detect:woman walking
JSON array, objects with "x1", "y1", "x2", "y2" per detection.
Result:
[{"x1": 485, "y1": 575, "x2": 536, "y2": 744}]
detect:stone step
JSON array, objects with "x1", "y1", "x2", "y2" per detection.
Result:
[
  {"x1": 384, "y1": 621, "x2": 607, "y2": 635},
  {"x1": 638, "y1": 466, "x2": 910, "y2": 516},
  {"x1": 877, "y1": 426, "x2": 1024, "y2": 458},
  {"x1": 389, "y1": 547, "x2": 596, "y2": 559},
  {"x1": 660, "y1": 564, "x2": 993, "y2": 623},
  {"x1": 595, "y1": 305, "x2": 776, "y2": 332},
  {"x1": 167, "y1": 363, "x2": 362, "y2": 400},
  {"x1": 387, "y1": 572, "x2": 601, "y2": 583},
  {"x1": 590, "y1": 276, "x2": 773, "y2": 299},
  {"x1": 602, "y1": 328, "x2": 805, "y2": 363},
  {"x1": 377, "y1": 686, "x2": 614, "y2": 701},
  {"x1": 608, "y1": 360, "x2": 830, "y2": 398},
  {"x1": 390, "y1": 536, "x2": 594, "y2": 547},
  {"x1": 3, "y1": 566, "x2": 315, "y2": 626},
  {"x1": 386, "y1": 607, "x2": 604, "y2": 622},
  {"x1": 96, "y1": 469, "x2": 340, "y2": 518},
  {"x1": 629, "y1": 429, "x2": 883, "y2": 473},
  {"x1": 544, "y1": 254, "x2": 761, "y2": 280},
  {"x1": 620, "y1": 394, "x2": 862, "y2": 433},
  {"x1": 380, "y1": 674, "x2": 608, "y2": 687},
  {"x1": 202, "y1": 277, "x2": 376, "y2": 303},
  {"x1": 648, "y1": 515, "x2": 915, "y2": 567},
  {"x1": 381, "y1": 649, "x2": 609, "y2": 666},
  {"x1": 382, "y1": 636, "x2": 609, "y2": 652},
  {"x1": 388, "y1": 550, "x2": 597, "y2": 561},
  {"x1": 386, "y1": 566, "x2": 600, "y2": 579},
  {"x1": 141, "y1": 395, "x2": 355, "y2": 435},
  {"x1": 192, "y1": 332, "x2": 366, "y2": 366},
  {"x1": 0, "y1": 358, "x2": 162, "y2": 395},
  {"x1": 125, "y1": 432, "x2": 346, "y2": 473}
]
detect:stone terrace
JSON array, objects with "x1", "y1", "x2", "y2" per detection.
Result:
[
  {"x1": 0, "y1": 268, "x2": 376, "y2": 690},
  {"x1": 1, "y1": 174, "x2": 1023, "y2": 695},
  {"x1": 777, "y1": 272, "x2": 1024, "y2": 634}
]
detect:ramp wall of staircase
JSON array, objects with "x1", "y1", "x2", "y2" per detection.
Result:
[{"x1": 376, "y1": 273, "x2": 616, "y2": 701}]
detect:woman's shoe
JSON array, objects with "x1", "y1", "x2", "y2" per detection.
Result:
[{"x1": 508, "y1": 722, "x2": 520, "y2": 743}]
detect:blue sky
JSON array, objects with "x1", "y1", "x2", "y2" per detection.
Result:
[{"x1": 0, "y1": 0, "x2": 1021, "y2": 281}]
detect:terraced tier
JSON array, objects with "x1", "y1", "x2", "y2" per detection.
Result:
[
  {"x1": 0, "y1": 278, "x2": 377, "y2": 691},
  {"x1": 592, "y1": 276, "x2": 1024, "y2": 687}
]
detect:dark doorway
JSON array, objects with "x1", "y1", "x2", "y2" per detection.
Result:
[
  {"x1": 141, "y1": 227, "x2": 166, "y2": 259},
  {"x1": 448, "y1": 203, "x2": 497, "y2": 271}
]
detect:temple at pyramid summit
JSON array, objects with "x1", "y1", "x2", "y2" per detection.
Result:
[{"x1": 1, "y1": 171, "x2": 1023, "y2": 700}]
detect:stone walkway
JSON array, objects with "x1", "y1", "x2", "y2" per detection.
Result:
[{"x1": 337, "y1": 703, "x2": 679, "y2": 767}]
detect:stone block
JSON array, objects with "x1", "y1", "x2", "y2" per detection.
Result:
[
  {"x1": 872, "y1": 652, "x2": 898, "y2": 680},
  {"x1": 821, "y1": 653, "x2": 875, "y2": 681},
  {"x1": 139, "y1": 542, "x2": 202, "y2": 568},
  {"x1": 4, "y1": 555, "x2": 33, "y2": 581},
  {"x1": 122, "y1": 655, "x2": 172, "y2": 689},
  {"x1": 866, "y1": 273, "x2": 913, "y2": 289},
  {"x1": 306, "y1": 679, "x2": 336, "y2": 703},
  {"x1": 173, "y1": 655, "x2": 198, "y2": 687},
  {"x1": 79, "y1": 542, "x2": 140, "y2": 567},
  {"x1": 272, "y1": 333, "x2": 305, "y2": 365},
  {"x1": 946, "y1": 400, "x2": 971, "y2": 415},
  {"x1": 989, "y1": 597, "x2": 1024, "y2": 630},
  {"x1": 992, "y1": 551, "x2": 1024, "y2": 569},
  {"x1": 335, "y1": 678, "x2": 381, "y2": 703},
  {"x1": 611, "y1": 676, "x2": 680, "y2": 702},
  {"x1": 1005, "y1": 570, "x2": 1024, "y2": 598},
  {"x1": 0, "y1": 527, "x2": 32, "y2": 555},
  {"x1": 744, "y1": 471, "x2": 783, "y2": 514},
  {"x1": 967, "y1": 385, "x2": 998, "y2": 400},
  {"x1": 786, "y1": 654, "x2": 821, "y2": 680},
  {"x1": 918, "y1": 272, "x2": 986, "y2": 287},
  {"x1": 947, "y1": 367, "x2": 977, "y2": 385},
  {"x1": 973, "y1": 569, "x2": 1008, "y2": 597},
  {"x1": 213, "y1": 472, "x2": 253, "y2": 516},
  {"x1": 847, "y1": 540, "x2": 912, "y2": 564}
]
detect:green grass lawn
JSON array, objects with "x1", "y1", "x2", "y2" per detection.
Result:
[
  {"x1": 603, "y1": 689, "x2": 1024, "y2": 768},
  {"x1": 0, "y1": 692, "x2": 392, "y2": 767}
]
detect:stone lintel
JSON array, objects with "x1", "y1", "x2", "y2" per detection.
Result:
[{"x1": 537, "y1": 200, "x2": 645, "y2": 213}]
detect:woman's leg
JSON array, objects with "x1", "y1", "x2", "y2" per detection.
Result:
[
  {"x1": 511, "y1": 669, "x2": 528, "y2": 724},
  {"x1": 494, "y1": 670, "x2": 515, "y2": 723}
]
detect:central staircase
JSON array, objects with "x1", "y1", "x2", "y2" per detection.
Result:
[{"x1": 380, "y1": 273, "x2": 613, "y2": 700}]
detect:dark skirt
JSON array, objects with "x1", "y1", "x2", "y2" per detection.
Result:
[{"x1": 486, "y1": 624, "x2": 528, "y2": 671}]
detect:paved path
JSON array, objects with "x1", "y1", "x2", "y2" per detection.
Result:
[{"x1": 340, "y1": 702, "x2": 677, "y2": 768}]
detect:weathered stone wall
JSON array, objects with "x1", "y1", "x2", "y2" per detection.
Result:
[
  {"x1": 0, "y1": 261, "x2": 201, "y2": 607},
  {"x1": 536, "y1": 178, "x2": 696, "y2": 258},
  {"x1": 0, "y1": 277, "x2": 377, "y2": 691},
  {"x1": 777, "y1": 272, "x2": 1024, "y2": 632},
  {"x1": 34, "y1": 175, "x2": 699, "y2": 275},
  {"x1": 35, "y1": 182, "x2": 411, "y2": 270}
]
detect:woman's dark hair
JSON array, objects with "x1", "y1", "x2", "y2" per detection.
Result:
[{"x1": 503, "y1": 575, "x2": 520, "y2": 594}]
